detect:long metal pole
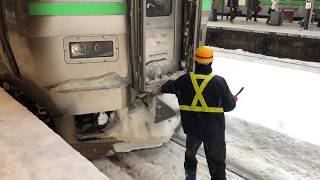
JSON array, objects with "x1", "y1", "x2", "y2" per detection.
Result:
[{"x1": 304, "y1": 0, "x2": 314, "y2": 30}]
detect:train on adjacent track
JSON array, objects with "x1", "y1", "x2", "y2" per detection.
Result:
[
  {"x1": 205, "y1": 0, "x2": 320, "y2": 19},
  {"x1": 0, "y1": 0, "x2": 210, "y2": 158}
]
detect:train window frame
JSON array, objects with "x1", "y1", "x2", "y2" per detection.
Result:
[
  {"x1": 146, "y1": 0, "x2": 173, "y2": 17},
  {"x1": 63, "y1": 36, "x2": 119, "y2": 64}
]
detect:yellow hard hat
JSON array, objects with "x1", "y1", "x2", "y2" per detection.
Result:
[{"x1": 194, "y1": 46, "x2": 214, "y2": 64}]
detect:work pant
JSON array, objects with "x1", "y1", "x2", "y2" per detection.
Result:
[{"x1": 184, "y1": 135, "x2": 226, "y2": 180}]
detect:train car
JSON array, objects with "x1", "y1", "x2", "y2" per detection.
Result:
[
  {"x1": 211, "y1": 0, "x2": 320, "y2": 19},
  {"x1": 255, "y1": 0, "x2": 320, "y2": 18},
  {"x1": 0, "y1": 0, "x2": 208, "y2": 158}
]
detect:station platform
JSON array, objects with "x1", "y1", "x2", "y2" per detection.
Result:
[
  {"x1": 206, "y1": 17, "x2": 320, "y2": 62},
  {"x1": 0, "y1": 88, "x2": 108, "y2": 180},
  {"x1": 208, "y1": 17, "x2": 320, "y2": 39}
]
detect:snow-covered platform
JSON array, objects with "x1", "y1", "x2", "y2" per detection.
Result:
[
  {"x1": 0, "y1": 88, "x2": 108, "y2": 180},
  {"x1": 206, "y1": 17, "x2": 320, "y2": 62},
  {"x1": 207, "y1": 17, "x2": 320, "y2": 39}
]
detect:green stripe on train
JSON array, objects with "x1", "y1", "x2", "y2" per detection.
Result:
[
  {"x1": 203, "y1": 0, "x2": 212, "y2": 11},
  {"x1": 28, "y1": 2, "x2": 127, "y2": 16}
]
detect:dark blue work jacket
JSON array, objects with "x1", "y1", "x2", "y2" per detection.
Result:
[{"x1": 161, "y1": 64, "x2": 236, "y2": 141}]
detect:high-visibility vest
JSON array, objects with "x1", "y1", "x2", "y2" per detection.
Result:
[{"x1": 179, "y1": 72, "x2": 224, "y2": 113}]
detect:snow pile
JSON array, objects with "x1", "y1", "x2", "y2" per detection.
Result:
[
  {"x1": 106, "y1": 94, "x2": 180, "y2": 152},
  {"x1": 0, "y1": 88, "x2": 108, "y2": 180},
  {"x1": 50, "y1": 72, "x2": 128, "y2": 92},
  {"x1": 98, "y1": 112, "x2": 109, "y2": 126},
  {"x1": 145, "y1": 70, "x2": 185, "y2": 91}
]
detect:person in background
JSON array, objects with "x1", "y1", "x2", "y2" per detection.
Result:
[
  {"x1": 229, "y1": 0, "x2": 239, "y2": 23},
  {"x1": 226, "y1": 0, "x2": 231, "y2": 19},
  {"x1": 246, "y1": 0, "x2": 254, "y2": 21},
  {"x1": 266, "y1": 0, "x2": 279, "y2": 24},
  {"x1": 253, "y1": 0, "x2": 262, "y2": 21},
  {"x1": 317, "y1": 8, "x2": 320, "y2": 27},
  {"x1": 209, "y1": 0, "x2": 218, "y2": 21},
  {"x1": 161, "y1": 46, "x2": 237, "y2": 180}
]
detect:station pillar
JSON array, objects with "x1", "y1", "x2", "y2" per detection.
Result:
[{"x1": 304, "y1": 0, "x2": 314, "y2": 30}]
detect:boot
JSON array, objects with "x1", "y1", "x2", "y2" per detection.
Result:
[{"x1": 185, "y1": 170, "x2": 196, "y2": 180}]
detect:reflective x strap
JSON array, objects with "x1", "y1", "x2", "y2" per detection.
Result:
[
  {"x1": 179, "y1": 72, "x2": 224, "y2": 113},
  {"x1": 190, "y1": 72, "x2": 214, "y2": 108},
  {"x1": 179, "y1": 105, "x2": 224, "y2": 113}
]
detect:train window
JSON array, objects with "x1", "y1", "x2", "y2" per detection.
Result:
[{"x1": 146, "y1": 0, "x2": 172, "y2": 17}]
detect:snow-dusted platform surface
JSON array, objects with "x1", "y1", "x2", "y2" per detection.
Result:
[
  {"x1": 0, "y1": 88, "x2": 108, "y2": 180},
  {"x1": 207, "y1": 17, "x2": 320, "y2": 39}
]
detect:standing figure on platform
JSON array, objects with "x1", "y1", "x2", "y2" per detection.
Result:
[
  {"x1": 226, "y1": 0, "x2": 231, "y2": 19},
  {"x1": 253, "y1": 0, "x2": 262, "y2": 21},
  {"x1": 209, "y1": 0, "x2": 218, "y2": 21},
  {"x1": 246, "y1": 0, "x2": 254, "y2": 21},
  {"x1": 229, "y1": 0, "x2": 239, "y2": 23},
  {"x1": 315, "y1": 10, "x2": 320, "y2": 27},
  {"x1": 266, "y1": 0, "x2": 279, "y2": 24}
]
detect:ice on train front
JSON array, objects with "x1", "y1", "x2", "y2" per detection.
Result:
[{"x1": 0, "y1": 0, "x2": 205, "y2": 158}]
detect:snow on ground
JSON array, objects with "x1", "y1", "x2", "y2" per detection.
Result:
[
  {"x1": 207, "y1": 17, "x2": 320, "y2": 39},
  {"x1": 212, "y1": 48, "x2": 320, "y2": 146},
  {"x1": 94, "y1": 140, "x2": 243, "y2": 180},
  {"x1": 225, "y1": 116, "x2": 320, "y2": 180},
  {"x1": 0, "y1": 88, "x2": 108, "y2": 180},
  {"x1": 94, "y1": 115, "x2": 320, "y2": 180},
  {"x1": 94, "y1": 49, "x2": 320, "y2": 180}
]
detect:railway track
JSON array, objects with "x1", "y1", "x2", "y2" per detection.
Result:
[{"x1": 170, "y1": 135, "x2": 250, "y2": 180}]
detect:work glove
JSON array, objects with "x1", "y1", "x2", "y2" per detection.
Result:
[{"x1": 234, "y1": 96, "x2": 238, "y2": 102}]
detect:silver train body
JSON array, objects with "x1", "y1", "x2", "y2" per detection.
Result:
[{"x1": 0, "y1": 0, "x2": 207, "y2": 158}]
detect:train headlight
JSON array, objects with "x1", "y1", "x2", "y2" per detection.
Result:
[
  {"x1": 70, "y1": 42, "x2": 87, "y2": 58},
  {"x1": 69, "y1": 41, "x2": 114, "y2": 59}
]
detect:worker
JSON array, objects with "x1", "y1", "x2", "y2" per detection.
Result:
[{"x1": 161, "y1": 46, "x2": 237, "y2": 180}]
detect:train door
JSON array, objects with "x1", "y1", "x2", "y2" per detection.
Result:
[
  {"x1": 131, "y1": 0, "x2": 204, "y2": 92},
  {"x1": 131, "y1": 0, "x2": 182, "y2": 92},
  {"x1": 0, "y1": 1, "x2": 20, "y2": 78},
  {"x1": 143, "y1": 0, "x2": 182, "y2": 90}
]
